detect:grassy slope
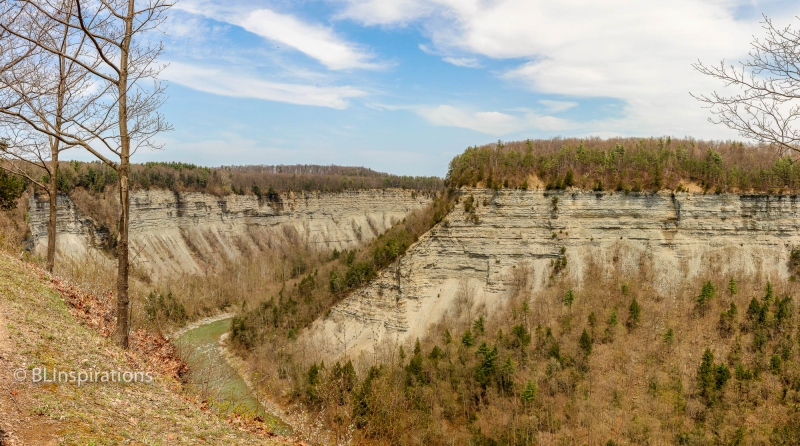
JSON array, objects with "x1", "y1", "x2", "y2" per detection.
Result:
[{"x1": 0, "y1": 252, "x2": 291, "y2": 446}]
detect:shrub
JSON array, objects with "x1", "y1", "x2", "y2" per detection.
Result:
[
  {"x1": 463, "y1": 194, "x2": 475, "y2": 213},
  {"x1": 144, "y1": 291, "x2": 188, "y2": 326},
  {"x1": 0, "y1": 169, "x2": 27, "y2": 209}
]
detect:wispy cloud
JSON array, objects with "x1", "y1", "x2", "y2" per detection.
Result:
[
  {"x1": 177, "y1": 0, "x2": 382, "y2": 71},
  {"x1": 239, "y1": 9, "x2": 383, "y2": 70},
  {"x1": 416, "y1": 105, "x2": 573, "y2": 135},
  {"x1": 538, "y1": 100, "x2": 577, "y2": 113},
  {"x1": 442, "y1": 57, "x2": 481, "y2": 68},
  {"x1": 163, "y1": 62, "x2": 367, "y2": 109},
  {"x1": 335, "y1": 0, "x2": 434, "y2": 26}
]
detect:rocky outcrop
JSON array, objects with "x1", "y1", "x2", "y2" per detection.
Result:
[
  {"x1": 305, "y1": 189, "x2": 800, "y2": 360},
  {"x1": 28, "y1": 194, "x2": 111, "y2": 257},
  {"x1": 28, "y1": 189, "x2": 432, "y2": 279}
]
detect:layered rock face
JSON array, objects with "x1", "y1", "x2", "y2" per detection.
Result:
[
  {"x1": 305, "y1": 189, "x2": 800, "y2": 361},
  {"x1": 28, "y1": 189, "x2": 432, "y2": 279},
  {"x1": 28, "y1": 194, "x2": 111, "y2": 258}
]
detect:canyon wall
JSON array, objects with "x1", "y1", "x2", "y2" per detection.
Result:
[
  {"x1": 28, "y1": 189, "x2": 432, "y2": 279},
  {"x1": 304, "y1": 189, "x2": 800, "y2": 361}
]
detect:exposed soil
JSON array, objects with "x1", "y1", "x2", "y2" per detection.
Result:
[{"x1": 0, "y1": 301, "x2": 60, "y2": 446}]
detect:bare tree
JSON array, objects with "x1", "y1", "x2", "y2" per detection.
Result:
[
  {"x1": 693, "y1": 16, "x2": 800, "y2": 155},
  {"x1": 0, "y1": 0, "x2": 100, "y2": 272},
  {"x1": 0, "y1": 0, "x2": 173, "y2": 348}
]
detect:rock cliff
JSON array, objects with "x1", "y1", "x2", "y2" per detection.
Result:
[
  {"x1": 305, "y1": 189, "x2": 800, "y2": 360},
  {"x1": 28, "y1": 189, "x2": 432, "y2": 279}
]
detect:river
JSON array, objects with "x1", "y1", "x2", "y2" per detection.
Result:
[{"x1": 175, "y1": 317, "x2": 291, "y2": 435}]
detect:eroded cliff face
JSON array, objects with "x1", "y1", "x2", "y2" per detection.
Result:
[
  {"x1": 28, "y1": 189, "x2": 432, "y2": 279},
  {"x1": 304, "y1": 189, "x2": 800, "y2": 361},
  {"x1": 27, "y1": 194, "x2": 110, "y2": 258}
]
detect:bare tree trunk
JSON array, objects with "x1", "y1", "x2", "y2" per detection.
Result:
[
  {"x1": 114, "y1": 0, "x2": 134, "y2": 349},
  {"x1": 46, "y1": 150, "x2": 58, "y2": 273},
  {"x1": 46, "y1": 22, "x2": 69, "y2": 275},
  {"x1": 115, "y1": 160, "x2": 130, "y2": 347},
  {"x1": 2, "y1": 0, "x2": 171, "y2": 347}
]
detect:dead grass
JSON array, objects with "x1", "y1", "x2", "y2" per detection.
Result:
[{"x1": 0, "y1": 251, "x2": 295, "y2": 445}]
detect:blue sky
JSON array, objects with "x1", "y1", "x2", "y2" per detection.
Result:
[{"x1": 123, "y1": 0, "x2": 800, "y2": 176}]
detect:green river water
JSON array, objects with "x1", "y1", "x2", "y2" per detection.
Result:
[{"x1": 175, "y1": 318, "x2": 291, "y2": 435}]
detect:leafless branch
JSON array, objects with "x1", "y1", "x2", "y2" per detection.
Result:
[{"x1": 693, "y1": 15, "x2": 800, "y2": 154}]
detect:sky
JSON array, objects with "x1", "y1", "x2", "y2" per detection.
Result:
[{"x1": 118, "y1": 0, "x2": 800, "y2": 176}]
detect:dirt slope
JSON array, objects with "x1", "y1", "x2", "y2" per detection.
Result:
[{"x1": 0, "y1": 252, "x2": 293, "y2": 445}]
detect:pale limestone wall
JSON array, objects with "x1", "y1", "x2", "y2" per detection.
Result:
[
  {"x1": 28, "y1": 189, "x2": 432, "y2": 280},
  {"x1": 304, "y1": 190, "x2": 800, "y2": 362}
]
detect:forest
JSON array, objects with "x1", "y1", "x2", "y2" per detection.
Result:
[{"x1": 446, "y1": 137, "x2": 800, "y2": 194}]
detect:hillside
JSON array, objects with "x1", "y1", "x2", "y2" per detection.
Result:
[
  {"x1": 218, "y1": 138, "x2": 800, "y2": 445},
  {"x1": 0, "y1": 251, "x2": 293, "y2": 445}
]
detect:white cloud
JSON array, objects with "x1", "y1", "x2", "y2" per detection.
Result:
[
  {"x1": 338, "y1": 0, "x2": 800, "y2": 138},
  {"x1": 177, "y1": 0, "x2": 381, "y2": 71},
  {"x1": 416, "y1": 105, "x2": 573, "y2": 136},
  {"x1": 163, "y1": 62, "x2": 366, "y2": 109},
  {"x1": 538, "y1": 100, "x2": 578, "y2": 113},
  {"x1": 335, "y1": 0, "x2": 434, "y2": 26},
  {"x1": 442, "y1": 57, "x2": 481, "y2": 68},
  {"x1": 240, "y1": 9, "x2": 382, "y2": 70}
]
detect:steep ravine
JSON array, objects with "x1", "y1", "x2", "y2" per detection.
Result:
[
  {"x1": 27, "y1": 189, "x2": 432, "y2": 279},
  {"x1": 303, "y1": 189, "x2": 800, "y2": 361}
]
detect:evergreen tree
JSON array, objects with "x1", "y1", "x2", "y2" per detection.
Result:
[
  {"x1": 462, "y1": 330, "x2": 475, "y2": 347},
  {"x1": 473, "y1": 316, "x2": 485, "y2": 335},
  {"x1": 697, "y1": 281, "x2": 717, "y2": 314},
  {"x1": 564, "y1": 289, "x2": 575, "y2": 307},
  {"x1": 626, "y1": 297, "x2": 641, "y2": 330},
  {"x1": 728, "y1": 277, "x2": 738, "y2": 297},
  {"x1": 579, "y1": 329, "x2": 593, "y2": 356},
  {"x1": 697, "y1": 348, "x2": 716, "y2": 398},
  {"x1": 521, "y1": 381, "x2": 537, "y2": 406}
]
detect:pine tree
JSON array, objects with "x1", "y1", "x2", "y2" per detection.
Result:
[
  {"x1": 663, "y1": 328, "x2": 675, "y2": 348},
  {"x1": 564, "y1": 289, "x2": 575, "y2": 307},
  {"x1": 728, "y1": 277, "x2": 738, "y2": 297},
  {"x1": 579, "y1": 329, "x2": 593, "y2": 356},
  {"x1": 697, "y1": 348, "x2": 716, "y2": 398},
  {"x1": 521, "y1": 381, "x2": 538, "y2": 406},
  {"x1": 764, "y1": 281, "x2": 774, "y2": 304},
  {"x1": 462, "y1": 330, "x2": 474, "y2": 347},
  {"x1": 626, "y1": 297, "x2": 641, "y2": 330},
  {"x1": 697, "y1": 281, "x2": 717, "y2": 313},
  {"x1": 473, "y1": 316, "x2": 485, "y2": 335}
]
